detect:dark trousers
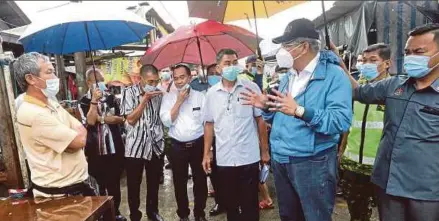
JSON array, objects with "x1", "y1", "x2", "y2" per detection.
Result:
[
  {"x1": 272, "y1": 147, "x2": 337, "y2": 221},
  {"x1": 170, "y1": 136, "x2": 207, "y2": 218},
  {"x1": 376, "y1": 186, "x2": 439, "y2": 221},
  {"x1": 126, "y1": 154, "x2": 162, "y2": 221},
  {"x1": 217, "y1": 162, "x2": 259, "y2": 221},
  {"x1": 210, "y1": 141, "x2": 221, "y2": 205},
  {"x1": 88, "y1": 154, "x2": 124, "y2": 215}
]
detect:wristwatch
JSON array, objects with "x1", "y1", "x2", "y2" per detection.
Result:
[
  {"x1": 295, "y1": 106, "x2": 305, "y2": 118},
  {"x1": 100, "y1": 115, "x2": 105, "y2": 124}
]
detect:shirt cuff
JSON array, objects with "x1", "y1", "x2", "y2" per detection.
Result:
[{"x1": 302, "y1": 107, "x2": 315, "y2": 123}]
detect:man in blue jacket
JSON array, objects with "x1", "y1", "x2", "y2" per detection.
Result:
[{"x1": 241, "y1": 18, "x2": 352, "y2": 221}]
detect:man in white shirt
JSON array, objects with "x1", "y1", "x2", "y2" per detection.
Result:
[
  {"x1": 202, "y1": 49, "x2": 270, "y2": 221},
  {"x1": 160, "y1": 64, "x2": 207, "y2": 221}
]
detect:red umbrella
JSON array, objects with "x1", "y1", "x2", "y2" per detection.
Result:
[{"x1": 141, "y1": 20, "x2": 261, "y2": 70}]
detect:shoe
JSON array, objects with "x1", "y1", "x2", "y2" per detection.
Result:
[
  {"x1": 115, "y1": 215, "x2": 127, "y2": 221},
  {"x1": 179, "y1": 218, "x2": 190, "y2": 221},
  {"x1": 148, "y1": 213, "x2": 164, "y2": 221},
  {"x1": 195, "y1": 217, "x2": 208, "y2": 221},
  {"x1": 165, "y1": 163, "x2": 172, "y2": 170},
  {"x1": 209, "y1": 204, "x2": 224, "y2": 216}
]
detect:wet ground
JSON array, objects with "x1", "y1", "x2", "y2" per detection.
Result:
[{"x1": 118, "y1": 164, "x2": 379, "y2": 221}]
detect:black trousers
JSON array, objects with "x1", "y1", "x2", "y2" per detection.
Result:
[
  {"x1": 88, "y1": 154, "x2": 124, "y2": 215},
  {"x1": 126, "y1": 154, "x2": 162, "y2": 221},
  {"x1": 170, "y1": 136, "x2": 207, "y2": 218},
  {"x1": 210, "y1": 140, "x2": 221, "y2": 205},
  {"x1": 376, "y1": 185, "x2": 439, "y2": 221},
  {"x1": 217, "y1": 162, "x2": 260, "y2": 221}
]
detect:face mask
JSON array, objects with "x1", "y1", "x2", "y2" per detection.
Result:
[
  {"x1": 37, "y1": 77, "x2": 60, "y2": 98},
  {"x1": 143, "y1": 84, "x2": 157, "y2": 92},
  {"x1": 250, "y1": 67, "x2": 257, "y2": 76},
  {"x1": 222, "y1": 65, "x2": 243, "y2": 81},
  {"x1": 355, "y1": 62, "x2": 363, "y2": 70},
  {"x1": 208, "y1": 75, "x2": 221, "y2": 86},
  {"x1": 404, "y1": 53, "x2": 439, "y2": 78},
  {"x1": 360, "y1": 63, "x2": 380, "y2": 81},
  {"x1": 97, "y1": 82, "x2": 107, "y2": 91},
  {"x1": 178, "y1": 83, "x2": 190, "y2": 91},
  {"x1": 276, "y1": 44, "x2": 303, "y2": 69},
  {"x1": 277, "y1": 73, "x2": 286, "y2": 80},
  {"x1": 161, "y1": 72, "x2": 171, "y2": 81}
]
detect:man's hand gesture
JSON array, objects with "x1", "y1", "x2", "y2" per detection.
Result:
[
  {"x1": 240, "y1": 87, "x2": 269, "y2": 109},
  {"x1": 141, "y1": 91, "x2": 163, "y2": 104},
  {"x1": 266, "y1": 89, "x2": 298, "y2": 116}
]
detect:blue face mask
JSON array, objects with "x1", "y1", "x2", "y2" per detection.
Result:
[
  {"x1": 97, "y1": 82, "x2": 107, "y2": 91},
  {"x1": 161, "y1": 72, "x2": 171, "y2": 81},
  {"x1": 404, "y1": 54, "x2": 439, "y2": 78},
  {"x1": 250, "y1": 67, "x2": 257, "y2": 76},
  {"x1": 208, "y1": 75, "x2": 221, "y2": 86},
  {"x1": 360, "y1": 63, "x2": 380, "y2": 81},
  {"x1": 222, "y1": 65, "x2": 242, "y2": 81}
]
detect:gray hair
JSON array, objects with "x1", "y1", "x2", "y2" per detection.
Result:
[
  {"x1": 85, "y1": 67, "x2": 104, "y2": 81},
  {"x1": 285, "y1": 37, "x2": 321, "y2": 53},
  {"x1": 13, "y1": 52, "x2": 50, "y2": 91}
]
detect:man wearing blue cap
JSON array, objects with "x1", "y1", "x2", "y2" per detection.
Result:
[{"x1": 241, "y1": 18, "x2": 352, "y2": 221}]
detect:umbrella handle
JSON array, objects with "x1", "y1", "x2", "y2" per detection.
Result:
[
  {"x1": 321, "y1": 0, "x2": 331, "y2": 50},
  {"x1": 84, "y1": 22, "x2": 99, "y2": 88},
  {"x1": 252, "y1": 0, "x2": 263, "y2": 60}
]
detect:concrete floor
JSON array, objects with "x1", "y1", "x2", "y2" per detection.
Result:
[{"x1": 118, "y1": 165, "x2": 378, "y2": 221}]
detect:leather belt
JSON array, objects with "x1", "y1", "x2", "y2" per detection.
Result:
[{"x1": 171, "y1": 136, "x2": 203, "y2": 149}]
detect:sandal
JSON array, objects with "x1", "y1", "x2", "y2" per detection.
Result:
[{"x1": 259, "y1": 200, "x2": 274, "y2": 210}]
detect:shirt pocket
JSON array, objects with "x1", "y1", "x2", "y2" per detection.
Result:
[
  {"x1": 235, "y1": 103, "x2": 253, "y2": 118},
  {"x1": 192, "y1": 107, "x2": 202, "y2": 118}
]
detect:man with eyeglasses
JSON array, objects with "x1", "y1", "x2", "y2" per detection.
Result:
[
  {"x1": 120, "y1": 64, "x2": 164, "y2": 221},
  {"x1": 202, "y1": 49, "x2": 270, "y2": 221},
  {"x1": 241, "y1": 18, "x2": 352, "y2": 221}
]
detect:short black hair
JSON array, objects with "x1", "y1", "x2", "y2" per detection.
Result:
[
  {"x1": 206, "y1": 63, "x2": 217, "y2": 71},
  {"x1": 409, "y1": 23, "x2": 439, "y2": 47},
  {"x1": 140, "y1": 64, "x2": 159, "y2": 76},
  {"x1": 172, "y1": 63, "x2": 191, "y2": 75},
  {"x1": 363, "y1": 43, "x2": 391, "y2": 60},
  {"x1": 216, "y1": 49, "x2": 238, "y2": 63}
]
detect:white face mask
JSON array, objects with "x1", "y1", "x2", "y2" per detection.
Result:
[
  {"x1": 275, "y1": 44, "x2": 303, "y2": 69},
  {"x1": 37, "y1": 77, "x2": 60, "y2": 98}
]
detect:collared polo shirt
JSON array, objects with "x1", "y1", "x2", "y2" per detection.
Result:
[
  {"x1": 16, "y1": 95, "x2": 88, "y2": 197},
  {"x1": 203, "y1": 79, "x2": 262, "y2": 167},
  {"x1": 354, "y1": 76, "x2": 439, "y2": 200}
]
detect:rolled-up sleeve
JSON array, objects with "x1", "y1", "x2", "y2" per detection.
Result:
[
  {"x1": 302, "y1": 70, "x2": 353, "y2": 135},
  {"x1": 120, "y1": 87, "x2": 135, "y2": 116},
  {"x1": 32, "y1": 113, "x2": 78, "y2": 154},
  {"x1": 159, "y1": 93, "x2": 174, "y2": 128},
  {"x1": 354, "y1": 77, "x2": 393, "y2": 105}
]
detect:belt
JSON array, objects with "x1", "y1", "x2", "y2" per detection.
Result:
[
  {"x1": 171, "y1": 136, "x2": 203, "y2": 149},
  {"x1": 31, "y1": 181, "x2": 88, "y2": 195}
]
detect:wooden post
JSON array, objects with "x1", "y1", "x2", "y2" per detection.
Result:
[
  {"x1": 55, "y1": 55, "x2": 68, "y2": 100},
  {"x1": 0, "y1": 54, "x2": 24, "y2": 189},
  {"x1": 74, "y1": 52, "x2": 87, "y2": 97}
]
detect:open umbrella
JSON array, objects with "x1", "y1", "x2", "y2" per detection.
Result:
[
  {"x1": 141, "y1": 20, "x2": 261, "y2": 71},
  {"x1": 187, "y1": 0, "x2": 333, "y2": 54},
  {"x1": 187, "y1": 0, "x2": 306, "y2": 57},
  {"x1": 19, "y1": 2, "x2": 154, "y2": 84}
]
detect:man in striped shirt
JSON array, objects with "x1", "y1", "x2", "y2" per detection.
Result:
[{"x1": 120, "y1": 64, "x2": 164, "y2": 221}]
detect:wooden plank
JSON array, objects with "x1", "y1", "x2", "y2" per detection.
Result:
[{"x1": 0, "y1": 54, "x2": 24, "y2": 188}]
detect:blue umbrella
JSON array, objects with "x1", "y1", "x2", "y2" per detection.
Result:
[
  {"x1": 19, "y1": 2, "x2": 154, "y2": 85},
  {"x1": 19, "y1": 2, "x2": 155, "y2": 55}
]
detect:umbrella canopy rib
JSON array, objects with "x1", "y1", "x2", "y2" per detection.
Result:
[
  {"x1": 60, "y1": 23, "x2": 70, "y2": 55},
  {"x1": 93, "y1": 21, "x2": 108, "y2": 50}
]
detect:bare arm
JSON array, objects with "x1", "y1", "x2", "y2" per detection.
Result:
[
  {"x1": 126, "y1": 91, "x2": 162, "y2": 126},
  {"x1": 329, "y1": 42, "x2": 359, "y2": 91},
  {"x1": 256, "y1": 116, "x2": 270, "y2": 164},
  {"x1": 202, "y1": 122, "x2": 214, "y2": 173},
  {"x1": 170, "y1": 89, "x2": 189, "y2": 123}
]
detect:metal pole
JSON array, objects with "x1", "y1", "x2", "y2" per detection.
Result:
[
  {"x1": 252, "y1": 0, "x2": 262, "y2": 60},
  {"x1": 321, "y1": 0, "x2": 331, "y2": 49},
  {"x1": 84, "y1": 22, "x2": 98, "y2": 87},
  {"x1": 195, "y1": 35, "x2": 206, "y2": 82}
]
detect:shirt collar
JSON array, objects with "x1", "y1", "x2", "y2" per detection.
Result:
[
  {"x1": 431, "y1": 77, "x2": 439, "y2": 93},
  {"x1": 399, "y1": 75, "x2": 439, "y2": 93},
  {"x1": 216, "y1": 78, "x2": 244, "y2": 93},
  {"x1": 24, "y1": 94, "x2": 60, "y2": 110},
  {"x1": 289, "y1": 52, "x2": 320, "y2": 76}
]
